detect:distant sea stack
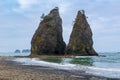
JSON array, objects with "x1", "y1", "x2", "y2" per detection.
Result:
[
  {"x1": 14, "y1": 49, "x2": 21, "y2": 53},
  {"x1": 31, "y1": 7, "x2": 66, "y2": 55},
  {"x1": 66, "y1": 10, "x2": 98, "y2": 56}
]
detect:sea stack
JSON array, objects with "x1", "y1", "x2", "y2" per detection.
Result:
[
  {"x1": 66, "y1": 10, "x2": 98, "y2": 56},
  {"x1": 31, "y1": 7, "x2": 66, "y2": 55}
]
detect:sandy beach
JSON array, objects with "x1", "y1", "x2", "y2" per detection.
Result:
[{"x1": 0, "y1": 57, "x2": 119, "y2": 80}]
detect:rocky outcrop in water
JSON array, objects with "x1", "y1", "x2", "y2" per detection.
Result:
[
  {"x1": 14, "y1": 49, "x2": 21, "y2": 53},
  {"x1": 31, "y1": 7, "x2": 66, "y2": 55},
  {"x1": 66, "y1": 10, "x2": 98, "y2": 56},
  {"x1": 22, "y1": 49, "x2": 30, "y2": 53}
]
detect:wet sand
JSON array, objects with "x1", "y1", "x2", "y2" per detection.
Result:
[{"x1": 0, "y1": 59, "x2": 119, "y2": 80}]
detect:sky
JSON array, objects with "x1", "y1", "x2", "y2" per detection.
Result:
[{"x1": 0, "y1": 0, "x2": 120, "y2": 52}]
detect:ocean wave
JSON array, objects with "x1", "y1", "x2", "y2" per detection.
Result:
[
  {"x1": 13, "y1": 58, "x2": 120, "y2": 78},
  {"x1": 86, "y1": 66, "x2": 120, "y2": 78}
]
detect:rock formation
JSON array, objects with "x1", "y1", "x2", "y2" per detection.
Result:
[
  {"x1": 66, "y1": 10, "x2": 98, "y2": 56},
  {"x1": 31, "y1": 7, "x2": 66, "y2": 55},
  {"x1": 22, "y1": 49, "x2": 30, "y2": 53},
  {"x1": 14, "y1": 49, "x2": 21, "y2": 53}
]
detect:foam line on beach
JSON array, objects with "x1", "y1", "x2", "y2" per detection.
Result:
[
  {"x1": 13, "y1": 58, "x2": 120, "y2": 78},
  {"x1": 13, "y1": 58, "x2": 78, "y2": 70},
  {"x1": 86, "y1": 66, "x2": 120, "y2": 78}
]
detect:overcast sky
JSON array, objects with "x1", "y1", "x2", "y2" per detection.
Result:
[{"x1": 0, "y1": 0, "x2": 120, "y2": 52}]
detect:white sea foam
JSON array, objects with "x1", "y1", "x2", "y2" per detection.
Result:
[
  {"x1": 13, "y1": 58, "x2": 120, "y2": 78},
  {"x1": 86, "y1": 66, "x2": 120, "y2": 78},
  {"x1": 14, "y1": 58, "x2": 77, "y2": 70}
]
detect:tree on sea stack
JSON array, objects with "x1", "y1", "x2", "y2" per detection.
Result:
[
  {"x1": 31, "y1": 7, "x2": 66, "y2": 55},
  {"x1": 66, "y1": 10, "x2": 98, "y2": 56},
  {"x1": 40, "y1": 13, "x2": 45, "y2": 20}
]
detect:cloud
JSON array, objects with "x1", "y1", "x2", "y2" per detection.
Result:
[
  {"x1": 18, "y1": 0, "x2": 38, "y2": 9},
  {"x1": 14, "y1": 0, "x2": 38, "y2": 11},
  {"x1": 59, "y1": 2, "x2": 71, "y2": 14}
]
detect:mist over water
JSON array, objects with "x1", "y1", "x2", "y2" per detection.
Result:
[{"x1": 0, "y1": 52, "x2": 30, "y2": 56}]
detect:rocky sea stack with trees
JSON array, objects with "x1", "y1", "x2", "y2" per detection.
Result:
[
  {"x1": 31, "y1": 7, "x2": 66, "y2": 55},
  {"x1": 66, "y1": 10, "x2": 98, "y2": 56},
  {"x1": 31, "y1": 7, "x2": 98, "y2": 56}
]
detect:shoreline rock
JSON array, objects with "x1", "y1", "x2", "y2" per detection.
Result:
[
  {"x1": 31, "y1": 7, "x2": 66, "y2": 55},
  {"x1": 66, "y1": 10, "x2": 98, "y2": 56}
]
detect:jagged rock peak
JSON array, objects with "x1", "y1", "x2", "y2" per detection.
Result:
[
  {"x1": 50, "y1": 7, "x2": 59, "y2": 14},
  {"x1": 31, "y1": 7, "x2": 66, "y2": 55},
  {"x1": 66, "y1": 10, "x2": 98, "y2": 56}
]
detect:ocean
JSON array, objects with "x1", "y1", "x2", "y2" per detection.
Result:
[{"x1": 0, "y1": 52, "x2": 120, "y2": 78}]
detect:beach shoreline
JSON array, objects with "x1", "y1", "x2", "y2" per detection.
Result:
[{"x1": 0, "y1": 58, "x2": 119, "y2": 80}]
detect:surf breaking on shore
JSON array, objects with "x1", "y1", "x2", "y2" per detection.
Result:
[{"x1": 13, "y1": 58, "x2": 120, "y2": 79}]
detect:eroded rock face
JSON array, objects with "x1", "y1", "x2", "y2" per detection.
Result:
[
  {"x1": 31, "y1": 7, "x2": 66, "y2": 55},
  {"x1": 66, "y1": 10, "x2": 98, "y2": 56}
]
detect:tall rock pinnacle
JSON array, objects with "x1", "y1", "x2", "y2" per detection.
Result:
[
  {"x1": 31, "y1": 7, "x2": 66, "y2": 55},
  {"x1": 66, "y1": 10, "x2": 98, "y2": 56}
]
